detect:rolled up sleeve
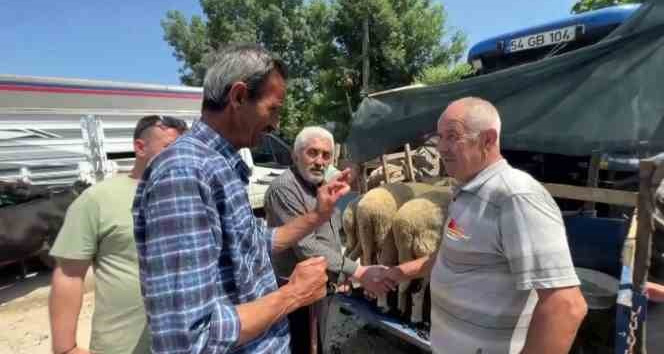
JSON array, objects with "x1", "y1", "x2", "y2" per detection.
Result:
[
  {"x1": 265, "y1": 184, "x2": 357, "y2": 277},
  {"x1": 138, "y1": 170, "x2": 241, "y2": 354}
]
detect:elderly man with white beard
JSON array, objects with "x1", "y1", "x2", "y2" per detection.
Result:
[{"x1": 265, "y1": 126, "x2": 391, "y2": 353}]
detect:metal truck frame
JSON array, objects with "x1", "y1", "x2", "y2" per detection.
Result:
[{"x1": 0, "y1": 74, "x2": 290, "y2": 210}]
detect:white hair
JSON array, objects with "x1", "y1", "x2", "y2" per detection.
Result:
[
  {"x1": 293, "y1": 126, "x2": 335, "y2": 153},
  {"x1": 460, "y1": 97, "x2": 502, "y2": 137}
]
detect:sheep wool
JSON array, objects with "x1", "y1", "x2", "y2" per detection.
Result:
[
  {"x1": 354, "y1": 182, "x2": 442, "y2": 313},
  {"x1": 392, "y1": 187, "x2": 454, "y2": 324},
  {"x1": 342, "y1": 195, "x2": 362, "y2": 261},
  {"x1": 355, "y1": 182, "x2": 441, "y2": 267}
]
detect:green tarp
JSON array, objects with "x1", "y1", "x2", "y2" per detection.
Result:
[{"x1": 347, "y1": 0, "x2": 664, "y2": 163}]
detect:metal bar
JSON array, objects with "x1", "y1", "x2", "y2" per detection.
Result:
[{"x1": 80, "y1": 115, "x2": 111, "y2": 182}]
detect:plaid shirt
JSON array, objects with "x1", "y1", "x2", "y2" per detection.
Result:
[{"x1": 133, "y1": 120, "x2": 290, "y2": 354}]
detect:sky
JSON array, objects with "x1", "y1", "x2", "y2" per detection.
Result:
[{"x1": 1, "y1": 0, "x2": 578, "y2": 86}]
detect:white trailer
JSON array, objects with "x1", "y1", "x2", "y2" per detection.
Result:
[{"x1": 0, "y1": 74, "x2": 289, "y2": 209}]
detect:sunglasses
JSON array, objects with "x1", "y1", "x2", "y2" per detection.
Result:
[{"x1": 133, "y1": 115, "x2": 188, "y2": 140}]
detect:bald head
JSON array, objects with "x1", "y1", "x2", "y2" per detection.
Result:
[
  {"x1": 439, "y1": 97, "x2": 501, "y2": 141},
  {"x1": 437, "y1": 97, "x2": 503, "y2": 182}
]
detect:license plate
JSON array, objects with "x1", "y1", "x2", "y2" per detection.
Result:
[{"x1": 505, "y1": 25, "x2": 582, "y2": 53}]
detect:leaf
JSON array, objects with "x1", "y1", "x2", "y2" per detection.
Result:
[{"x1": 162, "y1": 0, "x2": 468, "y2": 141}]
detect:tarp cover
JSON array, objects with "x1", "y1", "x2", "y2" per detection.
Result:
[{"x1": 347, "y1": 0, "x2": 664, "y2": 163}]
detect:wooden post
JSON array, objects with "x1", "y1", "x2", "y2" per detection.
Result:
[
  {"x1": 634, "y1": 160, "x2": 654, "y2": 290},
  {"x1": 404, "y1": 143, "x2": 416, "y2": 182},
  {"x1": 360, "y1": 163, "x2": 368, "y2": 193},
  {"x1": 634, "y1": 159, "x2": 655, "y2": 352},
  {"x1": 622, "y1": 213, "x2": 638, "y2": 271},
  {"x1": 583, "y1": 153, "x2": 601, "y2": 214},
  {"x1": 380, "y1": 155, "x2": 390, "y2": 184}
]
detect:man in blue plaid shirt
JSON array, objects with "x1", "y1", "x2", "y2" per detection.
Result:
[{"x1": 133, "y1": 44, "x2": 351, "y2": 354}]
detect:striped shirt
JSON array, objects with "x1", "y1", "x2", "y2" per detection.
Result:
[
  {"x1": 133, "y1": 120, "x2": 289, "y2": 354},
  {"x1": 430, "y1": 159, "x2": 580, "y2": 354}
]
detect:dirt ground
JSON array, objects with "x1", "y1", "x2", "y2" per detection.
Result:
[
  {"x1": 0, "y1": 266, "x2": 94, "y2": 354},
  {"x1": 0, "y1": 265, "x2": 422, "y2": 354}
]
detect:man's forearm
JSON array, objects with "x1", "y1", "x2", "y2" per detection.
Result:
[
  {"x1": 49, "y1": 267, "x2": 86, "y2": 353},
  {"x1": 272, "y1": 212, "x2": 323, "y2": 253},
  {"x1": 294, "y1": 230, "x2": 357, "y2": 277},
  {"x1": 236, "y1": 284, "x2": 301, "y2": 345},
  {"x1": 521, "y1": 287, "x2": 587, "y2": 354},
  {"x1": 400, "y1": 254, "x2": 435, "y2": 280}
]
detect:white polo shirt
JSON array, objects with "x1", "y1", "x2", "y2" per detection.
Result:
[{"x1": 430, "y1": 159, "x2": 580, "y2": 354}]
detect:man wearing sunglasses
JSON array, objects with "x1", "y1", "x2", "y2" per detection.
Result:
[
  {"x1": 49, "y1": 115, "x2": 188, "y2": 354},
  {"x1": 133, "y1": 44, "x2": 351, "y2": 354}
]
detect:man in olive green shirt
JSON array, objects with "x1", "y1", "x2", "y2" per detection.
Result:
[{"x1": 48, "y1": 116, "x2": 187, "y2": 354}]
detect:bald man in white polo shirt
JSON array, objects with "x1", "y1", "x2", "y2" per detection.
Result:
[{"x1": 384, "y1": 97, "x2": 588, "y2": 354}]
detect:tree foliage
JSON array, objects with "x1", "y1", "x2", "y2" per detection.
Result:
[
  {"x1": 162, "y1": 0, "x2": 468, "y2": 140},
  {"x1": 571, "y1": 0, "x2": 641, "y2": 14},
  {"x1": 415, "y1": 63, "x2": 474, "y2": 86}
]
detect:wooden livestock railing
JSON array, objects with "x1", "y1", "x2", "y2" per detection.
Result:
[
  {"x1": 541, "y1": 159, "x2": 656, "y2": 354},
  {"x1": 347, "y1": 152, "x2": 656, "y2": 353}
]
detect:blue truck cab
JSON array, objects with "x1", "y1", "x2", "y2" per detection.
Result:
[{"x1": 467, "y1": 4, "x2": 640, "y2": 75}]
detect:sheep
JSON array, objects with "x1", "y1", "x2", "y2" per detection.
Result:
[
  {"x1": 340, "y1": 180, "x2": 458, "y2": 316},
  {"x1": 351, "y1": 182, "x2": 442, "y2": 311},
  {"x1": 341, "y1": 191, "x2": 400, "y2": 312},
  {"x1": 354, "y1": 182, "x2": 441, "y2": 266},
  {"x1": 342, "y1": 194, "x2": 362, "y2": 261},
  {"x1": 392, "y1": 187, "x2": 454, "y2": 324}
]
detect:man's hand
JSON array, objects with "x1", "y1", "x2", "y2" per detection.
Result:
[
  {"x1": 272, "y1": 170, "x2": 351, "y2": 253},
  {"x1": 352, "y1": 265, "x2": 397, "y2": 297},
  {"x1": 286, "y1": 257, "x2": 329, "y2": 310},
  {"x1": 384, "y1": 265, "x2": 407, "y2": 285},
  {"x1": 336, "y1": 280, "x2": 353, "y2": 294},
  {"x1": 315, "y1": 168, "x2": 351, "y2": 221},
  {"x1": 236, "y1": 257, "x2": 328, "y2": 345},
  {"x1": 646, "y1": 281, "x2": 664, "y2": 303}
]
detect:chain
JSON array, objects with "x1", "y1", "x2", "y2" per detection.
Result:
[{"x1": 625, "y1": 305, "x2": 642, "y2": 354}]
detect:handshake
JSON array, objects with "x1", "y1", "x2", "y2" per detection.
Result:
[
  {"x1": 350, "y1": 264, "x2": 405, "y2": 298},
  {"x1": 284, "y1": 257, "x2": 407, "y2": 309}
]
